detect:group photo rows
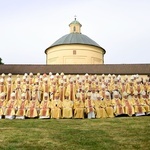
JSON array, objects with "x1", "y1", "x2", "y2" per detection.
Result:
[{"x1": 0, "y1": 72, "x2": 150, "y2": 119}]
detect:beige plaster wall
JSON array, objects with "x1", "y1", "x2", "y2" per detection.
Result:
[
  {"x1": 46, "y1": 44, "x2": 105, "y2": 64},
  {"x1": 69, "y1": 24, "x2": 81, "y2": 33}
]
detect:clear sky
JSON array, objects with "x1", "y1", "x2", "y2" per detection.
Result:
[{"x1": 0, "y1": 0, "x2": 150, "y2": 64}]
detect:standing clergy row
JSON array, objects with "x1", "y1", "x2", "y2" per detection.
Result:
[{"x1": 0, "y1": 73, "x2": 150, "y2": 103}]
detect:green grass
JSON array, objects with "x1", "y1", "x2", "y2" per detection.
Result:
[{"x1": 0, "y1": 116, "x2": 150, "y2": 150}]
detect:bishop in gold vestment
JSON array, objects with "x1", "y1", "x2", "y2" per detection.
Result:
[
  {"x1": 62, "y1": 93, "x2": 73, "y2": 118},
  {"x1": 26, "y1": 94, "x2": 40, "y2": 118},
  {"x1": 85, "y1": 93, "x2": 95, "y2": 119},
  {"x1": 74, "y1": 93, "x2": 85, "y2": 119},
  {"x1": 16, "y1": 93, "x2": 28, "y2": 119},
  {"x1": 112, "y1": 91, "x2": 125, "y2": 116},
  {"x1": 5, "y1": 92, "x2": 18, "y2": 119},
  {"x1": 0, "y1": 92, "x2": 7, "y2": 119},
  {"x1": 39, "y1": 92, "x2": 51, "y2": 119},
  {"x1": 122, "y1": 92, "x2": 135, "y2": 117},
  {"x1": 94, "y1": 93, "x2": 108, "y2": 118},
  {"x1": 51, "y1": 92, "x2": 62, "y2": 119},
  {"x1": 132, "y1": 91, "x2": 146, "y2": 116},
  {"x1": 140, "y1": 91, "x2": 150, "y2": 115},
  {"x1": 103, "y1": 91, "x2": 114, "y2": 118}
]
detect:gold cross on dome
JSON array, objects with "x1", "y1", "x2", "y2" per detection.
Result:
[{"x1": 74, "y1": 15, "x2": 77, "y2": 20}]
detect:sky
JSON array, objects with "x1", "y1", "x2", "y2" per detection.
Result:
[{"x1": 0, "y1": 0, "x2": 150, "y2": 64}]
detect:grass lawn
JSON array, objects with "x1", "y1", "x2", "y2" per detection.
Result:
[{"x1": 0, "y1": 116, "x2": 149, "y2": 150}]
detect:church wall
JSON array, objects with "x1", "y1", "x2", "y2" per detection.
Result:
[{"x1": 46, "y1": 44, "x2": 105, "y2": 64}]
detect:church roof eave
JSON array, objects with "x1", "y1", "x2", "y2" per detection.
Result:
[
  {"x1": 45, "y1": 43, "x2": 106, "y2": 54},
  {"x1": 45, "y1": 33, "x2": 106, "y2": 54}
]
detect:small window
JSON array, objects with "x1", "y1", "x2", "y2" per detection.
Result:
[
  {"x1": 73, "y1": 50, "x2": 76, "y2": 55},
  {"x1": 73, "y1": 26, "x2": 76, "y2": 32}
]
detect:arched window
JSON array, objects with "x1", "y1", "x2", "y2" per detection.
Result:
[{"x1": 73, "y1": 26, "x2": 76, "y2": 32}]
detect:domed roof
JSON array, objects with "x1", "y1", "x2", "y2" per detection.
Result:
[
  {"x1": 69, "y1": 20, "x2": 82, "y2": 26},
  {"x1": 45, "y1": 18, "x2": 106, "y2": 54},
  {"x1": 45, "y1": 33, "x2": 106, "y2": 53}
]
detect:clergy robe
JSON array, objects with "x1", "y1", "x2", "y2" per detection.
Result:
[
  {"x1": 140, "y1": 98, "x2": 150, "y2": 114},
  {"x1": 94, "y1": 100, "x2": 108, "y2": 118},
  {"x1": 126, "y1": 84, "x2": 135, "y2": 97},
  {"x1": 26, "y1": 100, "x2": 40, "y2": 118},
  {"x1": 4, "y1": 99, "x2": 18, "y2": 118},
  {"x1": 66, "y1": 83, "x2": 76, "y2": 101},
  {"x1": 51, "y1": 99, "x2": 62, "y2": 119},
  {"x1": 85, "y1": 99, "x2": 95, "y2": 119},
  {"x1": 103, "y1": 98, "x2": 114, "y2": 118},
  {"x1": 6, "y1": 83, "x2": 15, "y2": 101},
  {"x1": 74, "y1": 99, "x2": 85, "y2": 119},
  {"x1": 16, "y1": 99, "x2": 28, "y2": 119},
  {"x1": 0, "y1": 99, "x2": 7, "y2": 117},
  {"x1": 112, "y1": 98, "x2": 125, "y2": 116},
  {"x1": 39, "y1": 100, "x2": 51, "y2": 118},
  {"x1": 62, "y1": 99, "x2": 73, "y2": 118},
  {"x1": 122, "y1": 98, "x2": 135, "y2": 116},
  {"x1": 58, "y1": 86, "x2": 65, "y2": 102},
  {"x1": 14, "y1": 84, "x2": 22, "y2": 100},
  {"x1": 0, "y1": 82, "x2": 6, "y2": 94},
  {"x1": 23, "y1": 83, "x2": 32, "y2": 101},
  {"x1": 143, "y1": 98, "x2": 150, "y2": 114},
  {"x1": 132, "y1": 97, "x2": 146, "y2": 116}
]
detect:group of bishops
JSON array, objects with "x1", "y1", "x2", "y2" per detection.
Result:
[{"x1": 0, "y1": 72, "x2": 150, "y2": 119}]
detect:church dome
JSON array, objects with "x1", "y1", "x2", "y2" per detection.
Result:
[
  {"x1": 46, "y1": 33, "x2": 105, "y2": 53},
  {"x1": 69, "y1": 19, "x2": 82, "y2": 26},
  {"x1": 45, "y1": 18, "x2": 106, "y2": 64}
]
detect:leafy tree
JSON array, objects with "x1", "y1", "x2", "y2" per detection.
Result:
[{"x1": 0, "y1": 58, "x2": 4, "y2": 64}]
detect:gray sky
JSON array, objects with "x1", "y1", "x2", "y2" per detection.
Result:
[{"x1": 0, "y1": 0, "x2": 150, "y2": 64}]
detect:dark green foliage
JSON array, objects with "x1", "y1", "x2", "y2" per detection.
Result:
[{"x1": 0, "y1": 57, "x2": 4, "y2": 64}]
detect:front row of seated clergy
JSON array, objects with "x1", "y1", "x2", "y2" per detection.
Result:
[{"x1": 0, "y1": 90, "x2": 150, "y2": 119}]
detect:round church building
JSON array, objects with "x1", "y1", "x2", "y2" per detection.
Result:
[{"x1": 45, "y1": 18, "x2": 106, "y2": 64}]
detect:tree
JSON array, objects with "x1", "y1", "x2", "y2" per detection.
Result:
[{"x1": 0, "y1": 58, "x2": 4, "y2": 64}]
